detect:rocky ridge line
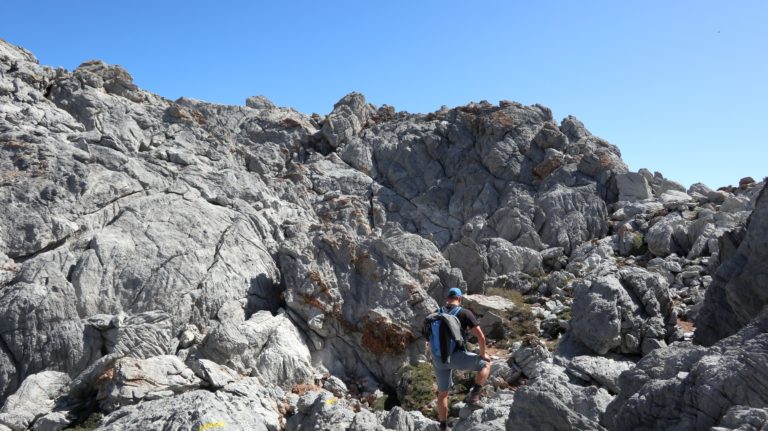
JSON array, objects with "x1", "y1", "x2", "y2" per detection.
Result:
[{"x1": 0, "y1": 39, "x2": 766, "y2": 430}]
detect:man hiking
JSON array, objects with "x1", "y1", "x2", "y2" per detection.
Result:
[{"x1": 427, "y1": 287, "x2": 491, "y2": 431}]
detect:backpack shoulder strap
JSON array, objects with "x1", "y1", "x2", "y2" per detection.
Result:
[{"x1": 448, "y1": 306, "x2": 462, "y2": 316}]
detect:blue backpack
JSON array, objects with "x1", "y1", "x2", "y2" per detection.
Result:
[{"x1": 423, "y1": 306, "x2": 464, "y2": 363}]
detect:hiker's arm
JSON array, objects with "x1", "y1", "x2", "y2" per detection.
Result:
[{"x1": 470, "y1": 325, "x2": 488, "y2": 359}]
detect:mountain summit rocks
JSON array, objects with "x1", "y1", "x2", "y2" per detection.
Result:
[{"x1": 0, "y1": 38, "x2": 766, "y2": 430}]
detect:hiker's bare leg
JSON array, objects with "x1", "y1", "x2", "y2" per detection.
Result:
[
  {"x1": 437, "y1": 390, "x2": 449, "y2": 422},
  {"x1": 475, "y1": 360, "x2": 490, "y2": 386}
]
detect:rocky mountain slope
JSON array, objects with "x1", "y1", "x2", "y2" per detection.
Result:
[{"x1": 0, "y1": 39, "x2": 766, "y2": 430}]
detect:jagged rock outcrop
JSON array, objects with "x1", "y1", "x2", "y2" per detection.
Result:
[
  {"x1": 197, "y1": 307, "x2": 313, "y2": 389},
  {"x1": 569, "y1": 267, "x2": 679, "y2": 356},
  {"x1": 0, "y1": 37, "x2": 764, "y2": 430},
  {"x1": 605, "y1": 313, "x2": 768, "y2": 430},
  {"x1": 695, "y1": 183, "x2": 768, "y2": 345},
  {"x1": 602, "y1": 183, "x2": 768, "y2": 430}
]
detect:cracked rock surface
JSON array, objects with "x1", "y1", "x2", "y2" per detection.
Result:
[{"x1": 1, "y1": 38, "x2": 767, "y2": 430}]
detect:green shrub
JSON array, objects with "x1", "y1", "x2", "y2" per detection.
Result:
[
  {"x1": 557, "y1": 307, "x2": 572, "y2": 321},
  {"x1": 485, "y1": 287, "x2": 538, "y2": 341},
  {"x1": 485, "y1": 287, "x2": 526, "y2": 308},
  {"x1": 398, "y1": 362, "x2": 436, "y2": 413},
  {"x1": 632, "y1": 233, "x2": 645, "y2": 250},
  {"x1": 371, "y1": 395, "x2": 388, "y2": 412}
]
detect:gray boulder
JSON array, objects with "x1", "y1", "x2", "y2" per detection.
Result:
[
  {"x1": 462, "y1": 295, "x2": 518, "y2": 338},
  {"x1": 511, "y1": 343, "x2": 552, "y2": 379},
  {"x1": 565, "y1": 355, "x2": 635, "y2": 394},
  {"x1": 279, "y1": 224, "x2": 447, "y2": 387},
  {"x1": 659, "y1": 190, "x2": 694, "y2": 207},
  {"x1": 321, "y1": 92, "x2": 377, "y2": 149},
  {"x1": 102, "y1": 310, "x2": 176, "y2": 358},
  {"x1": 484, "y1": 238, "x2": 543, "y2": 276},
  {"x1": 443, "y1": 237, "x2": 489, "y2": 293},
  {"x1": 610, "y1": 200, "x2": 664, "y2": 221},
  {"x1": 534, "y1": 184, "x2": 609, "y2": 255},
  {"x1": 452, "y1": 390, "x2": 515, "y2": 431},
  {"x1": 506, "y1": 364, "x2": 613, "y2": 431},
  {"x1": 646, "y1": 212, "x2": 690, "y2": 257},
  {"x1": 186, "y1": 358, "x2": 240, "y2": 389},
  {"x1": 381, "y1": 407, "x2": 439, "y2": 431},
  {"x1": 0, "y1": 371, "x2": 70, "y2": 431},
  {"x1": 98, "y1": 378, "x2": 284, "y2": 431},
  {"x1": 713, "y1": 406, "x2": 768, "y2": 431},
  {"x1": 285, "y1": 390, "x2": 356, "y2": 431},
  {"x1": 640, "y1": 169, "x2": 687, "y2": 196},
  {"x1": 199, "y1": 307, "x2": 314, "y2": 389},
  {"x1": 616, "y1": 172, "x2": 653, "y2": 202},
  {"x1": 569, "y1": 267, "x2": 677, "y2": 356},
  {"x1": 95, "y1": 355, "x2": 202, "y2": 411},
  {"x1": 245, "y1": 95, "x2": 277, "y2": 110}
]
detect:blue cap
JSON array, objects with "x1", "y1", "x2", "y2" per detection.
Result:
[{"x1": 447, "y1": 287, "x2": 462, "y2": 298}]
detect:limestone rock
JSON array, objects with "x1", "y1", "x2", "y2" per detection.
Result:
[
  {"x1": 506, "y1": 364, "x2": 612, "y2": 431},
  {"x1": 279, "y1": 224, "x2": 446, "y2": 387},
  {"x1": 95, "y1": 355, "x2": 202, "y2": 411},
  {"x1": 606, "y1": 313, "x2": 768, "y2": 430},
  {"x1": 190, "y1": 359, "x2": 240, "y2": 389},
  {"x1": 381, "y1": 407, "x2": 439, "y2": 431},
  {"x1": 511, "y1": 344, "x2": 552, "y2": 379},
  {"x1": 245, "y1": 95, "x2": 277, "y2": 110},
  {"x1": 569, "y1": 267, "x2": 677, "y2": 356},
  {"x1": 452, "y1": 390, "x2": 515, "y2": 431},
  {"x1": 484, "y1": 238, "x2": 543, "y2": 276},
  {"x1": 616, "y1": 172, "x2": 652, "y2": 202},
  {"x1": 714, "y1": 406, "x2": 768, "y2": 430},
  {"x1": 0, "y1": 37, "x2": 762, "y2": 430},
  {"x1": 0, "y1": 371, "x2": 70, "y2": 431},
  {"x1": 98, "y1": 379, "x2": 283, "y2": 431},
  {"x1": 199, "y1": 308, "x2": 314, "y2": 389},
  {"x1": 535, "y1": 184, "x2": 609, "y2": 255},
  {"x1": 321, "y1": 92, "x2": 377, "y2": 149},
  {"x1": 462, "y1": 295, "x2": 517, "y2": 337},
  {"x1": 696, "y1": 184, "x2": 768, "y2": 345},
  {"x1": 566, "y1": 355, "x2": 634, "y2": 394},
  {"x1": 285, "y1": 390, "x2": 356, "y2": 431},
  {"x1": 646, "y1": 212, "x2": 690, "y2": 257}
]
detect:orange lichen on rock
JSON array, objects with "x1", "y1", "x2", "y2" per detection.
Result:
[{"x1": 360, "y1": 313, "x2": 415, "y2": 356}]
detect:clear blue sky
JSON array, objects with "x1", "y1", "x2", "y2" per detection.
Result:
[{"x1": 4, "y1": 1, "x2": 766, "y2": 189}]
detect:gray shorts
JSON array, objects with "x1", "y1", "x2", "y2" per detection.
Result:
[{"x1": 432, "y1": 350, "x2": 488, "y2": 392}]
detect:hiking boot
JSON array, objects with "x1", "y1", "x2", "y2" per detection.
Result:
[{"x1": 466, "y1": 385, "x2": 482, "y2": 404}]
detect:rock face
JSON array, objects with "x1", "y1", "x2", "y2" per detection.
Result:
[
  {"x1": 0, "y1": 38, "x2": 766, "y2": 430},
  {"x1": 98, "y1": 378, "x2": 285, "y2": 431},
  {"x1": 603, "y1": 183, "x2": 768, "y2": 430},
  {"x1": 197, "y1": 308, "x2": 314, "y2": 389},
  {"x1": 695, "y1": 185, "x2": 768, "y2": 345},
  {"x1": 506, "y1": 364, "x2": 613, "y2": 431},
  {"x1": 605, "y1": 314, "x2": 768, "y2": 430},
  {"x1": 569, "y1": 267, "x2": 678, "y2": 356},
  {"x1": 95, "y1": 355, "x2": 202, "y2": 411}
]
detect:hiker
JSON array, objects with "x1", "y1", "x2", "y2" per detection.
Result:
[{"x1": 427, "y1": 287, "x2": 491, "y2": 431}]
